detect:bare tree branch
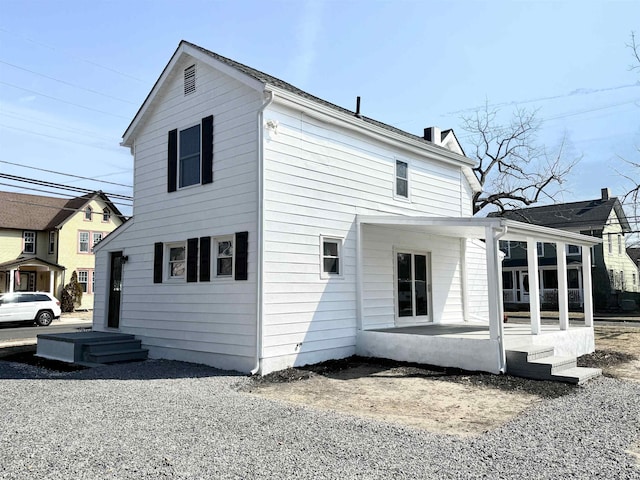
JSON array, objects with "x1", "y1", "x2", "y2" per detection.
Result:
[
  {"x1": 461, "y1": 101, "x2": 579, "y2": 215},
  {"x1": 627, "y1": 31, "x2": 640, "y2": 71}
]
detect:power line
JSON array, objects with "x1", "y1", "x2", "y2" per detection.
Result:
[
  {"x1": 1, "y1": 111, "x2": 115, "y2": 142},
  {"x1": 0, "y1": 160, "x2": 132, "y2": 188},
  {"x1": 3, "y1": 197, "x2": 131, "y2": 218},
  {"x1": 0, "y1": 173, "x2": 132, "y2": 201},
  {"x1": 0, "y1": 60, "x2": 137, "y2": 104},
  {"x1": 0, "y1": 81, "x2": 130, "y2": 119},
  {"x1": 0, "y1": 27, "x2": 146, "y2": 83},
  {"x1": 0, "y1": 182, "x2": 132, "y2": 209},
  {"x1": 0, "y1": 123, "x2": 121, "y2": 151}
]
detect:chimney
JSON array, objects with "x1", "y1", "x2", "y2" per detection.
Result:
[
  {"x1": 424, "y1": 126, "x2": 441, "y2": 145},
  {"x1": 601, "y1": 188, "x2": 610, "y2": 200}
]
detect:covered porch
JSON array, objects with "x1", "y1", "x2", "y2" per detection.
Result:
[
  {"x1": 355, "y1": 216, "x2": 601, "y2": 376},
  {"x1": 0, "y1": 256, "x2": 65, "y2": 296}
]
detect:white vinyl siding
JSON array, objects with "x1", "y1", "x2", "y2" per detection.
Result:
[{"x1": 91, "y1": 57, "x2": 263, "y2": 372}]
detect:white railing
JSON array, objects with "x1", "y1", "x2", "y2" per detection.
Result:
[{"x1": 503, "y1": 288, "x2": 583, "y2": 305}]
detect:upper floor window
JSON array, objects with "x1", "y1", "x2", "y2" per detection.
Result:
[
  {"x1": 618, "y1": 235, "x2": 623, "y2": 255},
  {"x1": 84, "y1": 206, "x2": 92, "y2": 221},
  {"x1": 92, "y1": 232, "x2": 103, "y2": 252},
  {"x1": 395, "y1": 160, "x2": 409, "y2": 199},
  {"x1": 499, "y1": 240, "x2": 511, "y2": 259},
  {"x1": 608, "y1": 233, "x2": 613, "y2": 254},
  {"x1": 168, "y1": 116, "x2": 213, "y2": 192},
  {"x1": 102, "y1": 208, "x2": 111, "y2": 223},
  {"x1": 48, "y1": 231, "x2": 56, "y2": 254},
  {"x1": 23, "y1": 231, "x2": 36, "y2": 254},
  {"x1": 79, "y1": 231, "x2": 90, "y2": 253}
]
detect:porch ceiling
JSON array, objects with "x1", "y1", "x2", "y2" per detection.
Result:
[{"x1": 357, "y1": 216, "x2": 601, "y2": 246}]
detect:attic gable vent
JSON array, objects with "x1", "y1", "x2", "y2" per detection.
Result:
[{"x1": 184, "y1": 64, "x2": 196, "y2": 95}]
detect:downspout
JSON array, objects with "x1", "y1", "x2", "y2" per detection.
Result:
[
  {"x1": 251, "y1": 90, "x2": 275, "y2": 375},
  {"x1": 493, "y1": 225, "x2": 508, "y2": 373}
]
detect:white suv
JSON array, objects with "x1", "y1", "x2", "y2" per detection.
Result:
[{"x1": 0, "y1": 292, "x2": 62, "y2": 326}]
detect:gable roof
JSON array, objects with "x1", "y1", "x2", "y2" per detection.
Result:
[
  {"x1": 123, "y1": 40, "x2": 469, "y2": 163},
  {"x1": 0, "y1": 191, "x2": 126, "y2": 231},
  {"x1": 487, "y1": 196, "x2": 630, "y2": 233}
]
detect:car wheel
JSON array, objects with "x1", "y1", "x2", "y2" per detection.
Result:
[{"x1": 35, "y1": 310, "x2": 54, "y2": 327}]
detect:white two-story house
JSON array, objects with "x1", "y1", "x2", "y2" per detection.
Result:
[{"x1": 92, "y1": 41, "x2": 600, "y2": 377}]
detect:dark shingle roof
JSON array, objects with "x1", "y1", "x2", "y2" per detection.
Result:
[
  {"x1": 488, "y1": 197, "x2": 630, "y2": 232},
  {"x1": 0, "y1": 191, "x2": 125, "y2": 231},
  {"x1": 128, "y1": 40, "x2": 457, "y2": 156}
]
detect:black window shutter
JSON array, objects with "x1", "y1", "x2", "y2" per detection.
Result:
[
  {"x1": 235, "y1": 231, "x2": 248, "y2": 281},
  {"x1": 201, "y1": 115, "x2": 213, "y2": 184},
  {"x1": 187, "y1": 238, "x2": 198, "y2": 283},
  {"x1": 168, "y1": 129, "x2": 178, "y2": 192},
  {"x1": 199, "y1": 236, "x2": 211, "y2": 282},
  {"x1": 153, "y1": 242, "x2": 163, "y2": 283}
]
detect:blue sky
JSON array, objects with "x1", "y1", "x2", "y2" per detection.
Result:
[{"x1": 0, "y1": 0, "x2": 638, "y2": 219}]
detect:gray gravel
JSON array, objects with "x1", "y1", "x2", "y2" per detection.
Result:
[{"x1": 0, "y1": 359, "x2": 638, "y2": 479}]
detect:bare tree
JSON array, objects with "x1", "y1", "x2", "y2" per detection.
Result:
[
  {"x1": 461, "y1": 102, "x2": 579, "y2": 215},
  {"x1": 628, "y1": 31, "x2": 640, "y2": 71}
]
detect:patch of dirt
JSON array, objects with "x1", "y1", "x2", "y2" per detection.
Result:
[{"x1": 245, "y1": 325, "x2": 640, "y2": 436}]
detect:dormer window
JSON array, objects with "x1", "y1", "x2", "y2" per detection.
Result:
[
  {"x1": 84, "y1": 206, "x2": 92, "y2": 221},
  {"x1": 184, "y1": 64, "x2": 196, "y2": 95},
  {"x1": 102, "y1": 208, "x2": 111, "y2": 223}
]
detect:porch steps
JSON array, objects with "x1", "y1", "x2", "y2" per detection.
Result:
[
  {"x1": 506, "y1": 345, "x2": 601, "y2": 385},
  {"x1": 37, "y1": 331, "x2": 148, "y2": 365},
  {"x1": 82, "y1": 338, "x2": 148, "y2": 364}
]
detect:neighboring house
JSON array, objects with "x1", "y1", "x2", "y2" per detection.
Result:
[
  {"x1": 0, "y1": 191, "x2": 125, "y2": 309},
  {"x1": 628, "y1": 247, "x2": 640, "y2": 275},
  {"x1": 92, "y1": 41, "x2": 600, "y2": 376},
  {"x1": 490, "y1": 188, "x2": 640, "y2": 311}
]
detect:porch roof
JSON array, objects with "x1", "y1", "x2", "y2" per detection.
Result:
[
  {"x1": 0, "y1": 256, "x2": 65, "y2": 271},
  {"x1": 357, "y1": 216, "x2": 602, "y2": 247}
]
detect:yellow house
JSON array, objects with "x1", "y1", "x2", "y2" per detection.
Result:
[{"x1": 0, "y1": 191, "x2": 125, "y2": 309}]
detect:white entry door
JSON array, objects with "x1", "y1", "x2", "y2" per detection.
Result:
[{"x1": 396, "y1": 251, "x2": 431, "y2": 324}]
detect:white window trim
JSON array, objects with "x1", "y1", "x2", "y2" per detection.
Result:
[
  {"x1": 537, "y1": 242, "x2": 544, "y2": 257},
  {"x1": 166, "y1": 242, "x2": 187, "y2": 281},
  {"x1": 566, "y1": 244, "x2": 581, "y2": 256},
  {"x1": 77, "y1": 270, "x2": 90, "y2": 294},
  {"x1": 320, "y1": 235, "x2": 344, "y2": 279},
  {"x1": 92, "y1": 232, "x2": 104, "y2": 252},
  {"x1": 393, "y1": 158, "x2": 410, "y2": 201},
  {"x1": 178, "y1": 122, "x2": 202, "y2": 190},
  {"x1": 608, "y1": 233, "x2": 613, "y2": 254},
  {"x1": 78, "y1": 231, "x2": 90, "y2": 253},
  {"x1": 23, "y1": 231, "x2": 36, "y2": 254},
  {"x1": 618, "y1": 235, "x2": 623, "y2": 255},
  {"x1": 214, "y1": 235, "x2": 234, "y2": 279},
  {"x1": 48, "y1": 231, "x2": 56, "y2": 254}
]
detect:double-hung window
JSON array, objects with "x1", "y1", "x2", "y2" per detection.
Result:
[
  {"x1": 23, "y1": 231, "x2": 36, "y2": 254},
  {"x1": 320, "y1": 237, "x2": 342, "y2": 278},
  {"x1": 77, "y1": 270, "x2": 89, "y2": 293},
  {"x1": 84, "y1": 206, "x2": 92, "y2": 221},
  {"x1": 168, "y1": 116, "x2": 213, "y2": 192},
  {"x1": 79, "y1": 232, "x2": 90, "y2": 253},
  {"x1": 92, "y1": 232, "x2": 103, "y2": 252},
  {"x1": 102, "y1": 208, "x2": 111, "y2": 222},
  {"x1": 395, "y1": 160, "x2": 409, "y2": 199},
  {"x1": 48, "y1": 231, "x2": 56, "y2": 254},
  {"x1": 179, "y1": 125, "x2": 201, "y2": 188},
  {"x1": 168, "y1": 244, "x2": 186, "y2": 279},
  {"x1": 215, "y1": 237, "x2": 234, "y2": 277}
]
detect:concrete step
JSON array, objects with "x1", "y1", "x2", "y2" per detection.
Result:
[
  {"x1": 85, "y1": 349, "x2": 148, "y2": 364},
  {"x1": 83, "y1": 339, "x2": 142, "y2": 354},
  {"x1": 509, "y1": 355, "x2": 577, "y2": 376},
  {"x1": 506, "y1": 344, "x2": 555, "y2": 363},
  {"x1": 551, "y1": 367, "x2": 602, "y2": 385}
]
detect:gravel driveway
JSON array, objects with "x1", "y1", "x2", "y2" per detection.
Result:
[{"x1": 1, "y1": 359, "x2": 638, "y2": 479}]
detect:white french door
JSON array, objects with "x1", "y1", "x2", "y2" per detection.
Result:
[{"x1": 395, "y1": 251, "x2": 431, "y2": 324}]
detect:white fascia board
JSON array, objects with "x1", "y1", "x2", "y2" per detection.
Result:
[
  {"x1": 357, "y1": 215, "x2": 602, "y2": 246},
  {"x1": 462, "y1": 166, "x2": 482, "y2": 193},
  {"x1": 93, "y1": 218, "x2": 134, "y2": 253},
  {"x1": 122, "y1": 43, "x2": 266, "y2": 147},
  {"x1": 268, "y1": 87, "x2": 476, "y2": 169}
]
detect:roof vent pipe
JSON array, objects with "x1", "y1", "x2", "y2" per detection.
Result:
[
  {"x1": 355, "y1": 96, "x2": 361, "y2": 118},
  {"x1": 424, "y1": 126, "x2": 441, "y2": 145},
  {"x1": 601, "y1": 188, "x2": 610, "y2": 200}
]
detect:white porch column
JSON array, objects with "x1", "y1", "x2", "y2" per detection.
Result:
[
  {"x1": 49, "y1": 271, "x2": 55, "y2": 294},
  {"x1": 9, "y1": 269, "x2": 15, "y2": 293},
  {"x1": 582, "y1": 247, "x2": 594, "y2": 327},
  {"x1": 556, "y1": 241, "x2": 569, "y2": 331},
  {"x1": 485, "y1": 227, "x2": 503, "y2": 341},
  {"x1": 460, "y1": 238, "x2": 469, "y2": 323},
  {"x1": 526, "y1": 237, "x2": 541, "y2": 334}
]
